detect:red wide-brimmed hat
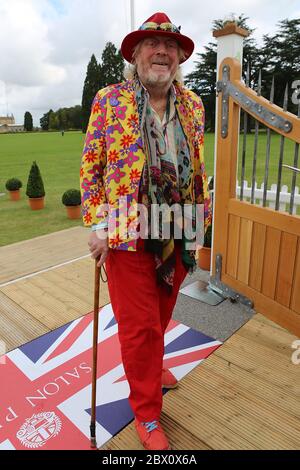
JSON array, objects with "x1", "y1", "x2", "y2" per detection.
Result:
[{"x1": 121, "y1": 12, "x2": 194, "y2": 64}]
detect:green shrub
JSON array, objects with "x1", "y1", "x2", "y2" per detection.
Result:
[
  {"x1": 5, "y1": 178, "x2": 22, "y2": 191},
  {"x1": 26, "y1": 162, "x2": 45, "y2": 198},
  {"x1": 62, "y1": 189, "x2": 81, "y2": 206}
]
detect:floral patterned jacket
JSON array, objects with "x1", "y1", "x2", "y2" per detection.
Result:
[{"x1": 80, "y1": 79, "x2": 211, "y2": 251}]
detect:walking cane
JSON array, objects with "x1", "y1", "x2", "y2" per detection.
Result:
[{"x1": 90, "y1": 257, "x2": 101, "y2": 449}]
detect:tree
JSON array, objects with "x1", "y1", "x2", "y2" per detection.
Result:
[
  {"x1": 26, "y1": 161, "x2": 45, "y2": 198},
  {"x1": 58, "y1": 108, "x2": 68, "y2": 131},
  {"x1": 99, "y1": 42, "x2": 124, "y2": 89},
  {"x1": 49, "y1": 112, "x2": 59, "y2": 130},
  {"x1": 81, "y1": 43, "x2": 125, "y2": 133},
  {"x1": 81, "y1": 54, "x2": 101, "y2": 133},
  {"x1": 260, "y1": 19, "x2": 300, "y2": 113},
  {"x1": 40, "y1": 109, "x2": 53, "y2": 131},
  {"x1": 24, "y1": 112, "x2": 33, "y2": 132},
  {"x1": 185, "y1": 14, "x2": 258, "y2": 132},
  {"x1": 46, "y1": 106, "x2": 82, "y2": 131},
  {"x1": 185, "y1": 42, "x2": 217, "y2": 131},
  {"x1": 68, "y1": 105, "x2": 82, "y2": 129}
]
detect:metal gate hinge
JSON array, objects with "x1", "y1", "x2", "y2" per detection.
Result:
[
  {"x1": 217, "y1": 65, "x2": 230, "y2": 138},
  {"x1": 209, "y1": 254, "x2": 254, "y2": 309},
  {"x1": 217, "y1": 64, "x2": 293, "y2": 138}
]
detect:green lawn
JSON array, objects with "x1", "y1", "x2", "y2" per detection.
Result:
[
  {"x1": 0, "y1": 131, "x2": 298, "y2": 247},
  {"x1": 0, "y1": 131, "x2": 84, "y2": 246},
  {"x1": 236, "y1": 133, "x2": 298, "y2": 190},
  {"x1": 203, "y1": 132, "x2": 299, "y2": 189}
]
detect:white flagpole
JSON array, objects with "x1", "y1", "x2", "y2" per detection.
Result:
[{"x1": 130, "y1": 0, "x2": 135, "y2": 31}]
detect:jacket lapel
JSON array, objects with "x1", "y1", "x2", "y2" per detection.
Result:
[
  {"x1": 175, "y1": 84, "x2": 195, "y2": 167},
  {"x1": 108, "y1": 80, "x2": 197, "y2": 169},
  {"x1": 109, "y1": 81, "x2": 144, "y2": 150}
]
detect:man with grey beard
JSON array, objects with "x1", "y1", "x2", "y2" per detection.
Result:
[{"x1": 81, "y1": 11, "x2": 211, "y2": 451}]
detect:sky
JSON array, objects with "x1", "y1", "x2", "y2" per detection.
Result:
[{"x1": 0, "y1": 0, "x2": 299, "y2": 126}]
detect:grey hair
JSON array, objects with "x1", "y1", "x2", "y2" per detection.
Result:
[{"x1": 123, "y1": 40, "x2": 186, "y2": 83}]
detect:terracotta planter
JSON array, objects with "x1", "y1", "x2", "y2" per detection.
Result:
[
  {"x1": 197, "y1": 247, "x2": 211, "y2": 271},
  {"x1": 28, "y1": 197, "x2": 45, "y2": 210},
  {"x1": 66, "y1": 205, "x2": 81, "y2": 219},
  {"x1": 9, "y1": 190, "x2": 21, "y2": 201}
]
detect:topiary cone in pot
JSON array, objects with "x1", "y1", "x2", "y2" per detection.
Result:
[{"x1": 26, "y1": 161, "x2": 45, "y2": 210}]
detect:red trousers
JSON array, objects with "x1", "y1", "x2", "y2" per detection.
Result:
[{"x1": 105, "y1": 239, "x2": 188, "y2": 422}]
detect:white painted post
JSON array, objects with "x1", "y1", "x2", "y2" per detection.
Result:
[
  {"x1": 130, "y1": 0, "x2": 135, "y2": 32},
  {"x1": 210, "y1": 22, "x2": 249, "y2": 275},
  {"x1": 214, "y1": 23, "x2": 247, "y2": 75}
]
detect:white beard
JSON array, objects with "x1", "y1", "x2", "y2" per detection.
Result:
[{"x1": 144, "y1": 69, "x2": 173, "y2": 87}]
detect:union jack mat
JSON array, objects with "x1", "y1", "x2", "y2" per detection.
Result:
[{"x1": 0, "y1": 304, "x2": 221, "y2": 450}]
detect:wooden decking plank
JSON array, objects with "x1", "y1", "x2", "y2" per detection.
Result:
[
  {"x1": 235, "y1": 315, "x2": 298, "y2": 358},
  {"x1": 103, "y1": 313, "x2": 299, "y2": 450},
  {"x1": 186, "y1": 370, "x2": 300, "y2": 448},
  {"x1": 0, "y1": 258, "x2": 110, "y2": 330},
  {"x1": 0, "y1": 227, "x2": 89, "y2": 284},
  {"x1": 1, "y1": 225, "x2": 299, "y2": 451},
  {"x1": 162, "y1": 388, "x2": 257, "y2": 450},
  {"x1": 160, "y1": 414, "x2": 211, "y2": 451},
  {"x1": 0, "y1": 291, "x2": 49, "y2": 351},
  {"x1": 102, "y1": 413, "x2": 212, "y2": 451},
  {"x1": 1, "y1": 282, "x2": 72, "y2": 330},
  {"x1": 42, "y1": 262, "x2": 110, "y2": 306},
  {"x1": 228, "y1": 332, "x2": 297, "y2": 375},
  {"x1": 251, "y1": 313, "x2": 287, "y2": 331},
  {"x1": 103, "y1": 390, "x2": 255, "y2": 451},
  {"x1": 173, "y1": 375, "x2": 297, "y2": 450},
  {"x1": 214, "y1": 334, "x2": 299, "y2": 394},
  {"x1": 204, "y1": 354, "x2": 300, "y2": 419}
]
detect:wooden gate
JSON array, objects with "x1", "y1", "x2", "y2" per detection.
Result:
[{"x1": 211, "y1": 57, "x2": 300, "y2": 336}]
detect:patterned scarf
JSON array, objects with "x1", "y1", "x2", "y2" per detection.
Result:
[{"x1": 135, "y1": 79, "x2": 196, "y2": 293}]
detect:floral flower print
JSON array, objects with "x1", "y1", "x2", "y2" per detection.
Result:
[
  {"x1": 106, "y1": 134, "x2": 116, "y2": 150},
  {"x1": 92, "y1": 101, "x2": 101, "y2": 114},
  {"x1": 127, "y1": 114, "x2": 139, "y2": 134},
  {"x1": 120, "y1": 135, "x2": 134, "y2": 148},
  {"x1": 89, "y1": 194, "x2": 101, "y2": 207},
  {"x1": 130, "y1": 168, "x2": 141, "y2": 182},
  {"x1": 114, "y1": 105, "x2": 127, "y2": 120},
  {"x1": 110, "y1": 234, "x2": 123, "y2": 249},
  {"x1": 124, "y1": 151, "x2": 139, "y2": 168},
  {"x1": 116, "y1": 184, "x2": 130, "y2": 197},
  {"x1": 92, "y1": 114, "x2": 106, "y2": 130},
  {"x1": 108, "y1": 167, "x2": 126, "y2": 184},
  {"x1": 83, "y1": 211, "x2": 92, "y2": 225},
  {"x1": 84, "y1": 149, "x2": 98, "y2": 164},
  {"x1": 110, "y1": 97, "x2": 120, "y2": 107},
  {"x1": 80, "y1": 80, "x2": 210, "y2": 250},
  {"x1": 108, "y1": 149, "x2": 119, "y2": 164}
]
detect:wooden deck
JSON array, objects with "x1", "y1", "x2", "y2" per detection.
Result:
[
  {"x1": 0, "y1": 228, "x2": 299, "y2": 449},
  {"x1": 102, "y1": 314, "x2": 300, "y2": 450},
  {"x1": 0, "y1": 228, "x2": 110, "y2": 351},
  {"x1": 0, "y1": 227, "x2": 90, "y2": 285}
]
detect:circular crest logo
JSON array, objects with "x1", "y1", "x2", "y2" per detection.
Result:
[{"x1": 16, "y1": 412, "x2": 62, "y2": 449}]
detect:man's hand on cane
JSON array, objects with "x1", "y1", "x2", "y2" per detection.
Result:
[{"x1": 88, "y1": 230, "x2": 109, "y2": 267}]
